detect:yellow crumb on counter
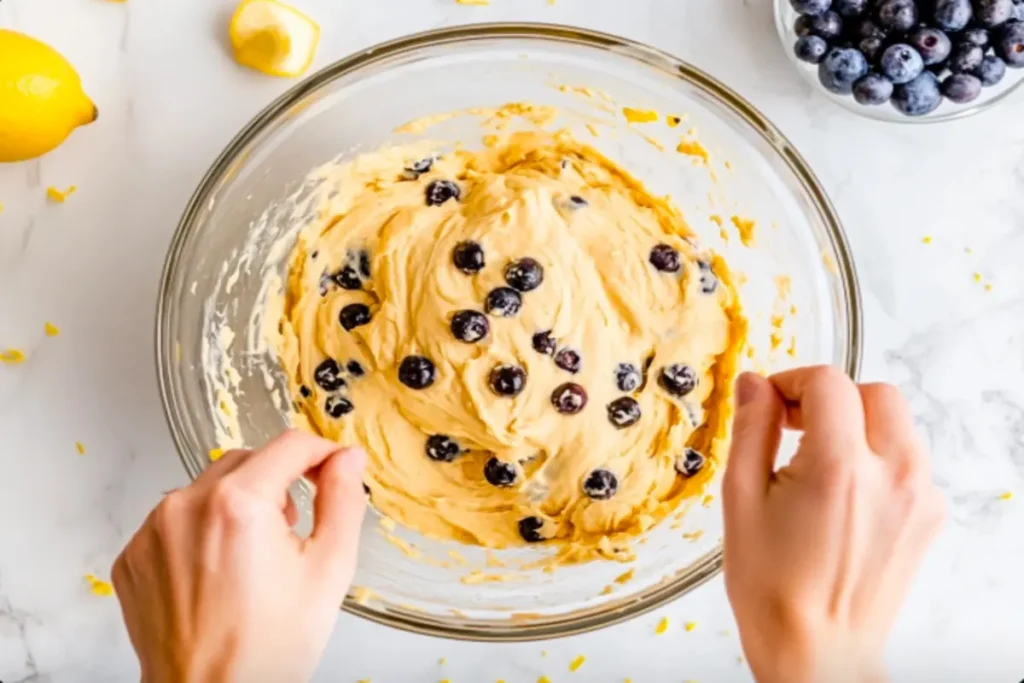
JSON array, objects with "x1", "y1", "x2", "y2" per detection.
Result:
[
  {"x1": 84, "y1": 574, "x2": 113, "y2": 596},
  {"x1": 569, "y1": 654, "x2": 586, "y2": 671},
  {"x1": 964, "y1": 246, "x2": 974, "y2": 254},
  {"x1": 684, "y1": 621, "x2": 698, "y2": 632},
  {"x1": 787, "y1": 337, "x2": 797, "y2": 358},
  {"x1": 45, "y1": 322, "x2": 60, "y2": 337},
  {"x1": 357, "y1": 679, "x2": 371, "y2": 683},
  {"x1": 724, "y1": 160, "x2": 733, "y2": 171},
  {"x1": 622, "y1": 106, "x2": 659, "y2": 123},
  {"x1": 439, "y1": 657, "x2": 447, "y2": 666},
  {"x1": 730, "y1": 215, "x2": 756, "y2": 247},
  {"x1": 455, "y1": 0, "x2": 490, "y2": 4},
  {"x1": 1, "y1": 349, "x2": 26, "y2": 364},
  {"x1": 999, "y1": 491, "x2": 1014, "y2": 500},
  {"x1": 538, "y1": 676, "x2": 552, "y2": 683},
  {"x1": 676, "y1": 139, "x2": 710, "y2": 164},
  {"x1": 922, "y1": 235, "x2": 933, "y2": 244},
  {"x1": 541, "y1": 650, "x2": 548, "y2": 658},
  {"x1": 709, "y1": 214, "x2": 723, "y2": 226},
  {"x1": 47, "y1": 185, "x2": 77, "y2": 203},
  {"x1": 75, "y1": 441, "x2": 86, "y2": 455},
  {"x1": 701, "y1": 494, "x2": 715, "y2": 508},
  {"x1": 208, "y1": 447, "x2": 224, "y2": 461},
  {"x1": 973, "y1": 272, "x2": 983, "y2": 283},
  {"x1": 770, "y1": 331, "x2": 784, "y2": 351},
  {"x1": 655, "y1": 616, "x2": 670, "y2": 634},
  {"x1": 984, "y1": 283, "x2": 993, "y2": 292},
  {"x1": 667, "y1": 114, "x2": 682, "y2": 127}
]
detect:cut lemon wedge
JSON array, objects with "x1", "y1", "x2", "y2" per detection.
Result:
[{"x1": 229, "y1": 0, "x2": 319, "y2": 78}]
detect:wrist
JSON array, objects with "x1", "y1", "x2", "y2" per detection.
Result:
[{"x1": 743, "y1": 628, "x2": 887, "y2": 683}]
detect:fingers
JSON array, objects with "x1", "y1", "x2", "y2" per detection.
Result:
[
  {"x1": 231, "y1": 430, "x2": 347, "y2": 498},
  {"x1": 770, "y1": 365, "x2": 866, "y2": 453},
  {"x1": 197, "y1": 448, "x2": 250, "y2": 483},
  {"x1": 724, "y1": 372, "x2": 786, "y2": 499},
  {"x1": 859, "y1": 383, "x2": 926, "y2": 472},
  {"x1": 305, "y1": 447, "x2": 368, "y2": 588}
]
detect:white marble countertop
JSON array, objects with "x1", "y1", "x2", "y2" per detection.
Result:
[{"x1": 2, "y1": 0, "x2": 1023, "y2": 681}]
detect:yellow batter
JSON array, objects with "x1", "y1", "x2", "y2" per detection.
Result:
[{"x1": 274, "y1": 127, "x2": 745, "y2": 560}]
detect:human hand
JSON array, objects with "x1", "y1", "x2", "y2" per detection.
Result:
[
  {"x1": 722, "y1": 367, "x2": 945, "y2": 683},
  {"x1": 113, "y1": 430, "x2": 367, "y2": 683}
]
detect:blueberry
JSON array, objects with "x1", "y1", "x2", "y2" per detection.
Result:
[
  {"x1": 582, "y1": 469, "x2": 619, "y2": 500},
  {"x1": 554, "y1": 347, "x2": 581, "y2": 374},
  {"x1": 339, "y1": 303, "x2": 372, "y2": 331},
  {"x1": 659, "y1": 364, "x2": 698, "y2": 397},
  {"x1": 425, "y1": 179, "x2": 461, "y2": 206},
  {"x1": 934, "y1": 0, "x2": 973, "y2": 30},
  {"x1": 892, "y1": 71, "x2": 942, "y2": 115},
  {"x1": 426, "y1": 434, "x2": 462, "y2": 462},
  {"x1": 403, "y1": 156, "x2": 434, "y2": 179},
  {"x1": 324, "y1": 395, "x2": 354, "y2": 418},
  {"x1": 532, "y1": 330, "x2": 557, "y2": 356},
  {"x1": 833, "y1": 0, "x2": 867, "y2": 14},
  {"x1": 551, "y1": 382, "x2": 588, "y2": 415},
  {"x1": 518, "y1": 516, "x2": 547, "y2": 543},
  {"x1": 332, "y1": 265, "x2": 363, "y2": 290},
  {"x1": 358, "y1": 250, "x2": 371, "y2": 279},
  {"x1": 910, "y1": 27, "x2": 953, "y2": 65},
  {"x1": 881, "y1": 44, "x2": 925, "y2": 83},
  {"x1": 504, "y1": 257, "x2": 544, "y2": 292},
  {"x1": 810, "y1": 10, "x2": 844, "y2": 38},
  {"x1": 346, "y1": 360, "x2": 365, "y2": 377},
  {"x1": 795, "y1": 35, "x2": 830, "y2": 64},
  {"x1": 795, "y1": 14, "x2": 815, "y2": 36},
  {"x1": 996, "y1": 21, "x2": 1024, "y2": 66},
  {"x1": 398, "y1": 355, "x2": 436, "y2": 389},
  {"x1": 696, "y1": 260, "x2": 719, "y2": 294},
  {"x1": 976, "y1": 0, "x2": 1014, "y2": 25},
  {"x1": 941, "y1": 72, "x2": 984, "y2": 101},
  {"x1": 484, "y1": 457, "x2": 518, "y2": 487},
  {"x1": 649, "y1": 244, "x2": 681, "y2": 273},
  {"x1": 489, "y1": 365, "x2": 526, "y2": 397},
  {"x1": 452, "y1": 240, "x2": 485, "y2": 273},
  {"x1": 485, "y1": 287, "x2": 523, "y2": 317},
  {"x1": 853, "y1": 73, "x2": 895, "y2": 104},
  {"x1": 674, "y1": 448, "x2": 706, "y2": 478},
  {"x1": 614, "y1": 362, "x2": 642, "y2": 392},
  {"x1": 450, "y1": 310, "x2": 490, "y2": 343},
  {"x1": 606, "y1": 397, "x2": 642, "y2": 428},
  {"x1": 299, "y1": 384, "x2": 312, "y2": 398},
  {"x1": 818, "y1": 47, "x2": 869, "y2": 93},
  {"x1": 853, "y1": 17, "x2": 887, "y2": 39},
  {"x1": 790, "y1": 0, "x2": 832, "y2": 15},
  {"x1": 975, "y1": 54, "x2": 1008, "y2": 83},
  {"x1": 877, "y1": 0, "x2": 919, "y2": 30},
  {"x1": 314, "y1": 358, "x2": 346, "y2": 391},
  {"x1": 961, "y1": 26, "x2": 991, "y2": 46},
  {"x1": 859, "y1": 36, "x2": 886, "y2": 62},
  {"x1": 949, "y1": 43, "x2": 985, "y2": 72}
]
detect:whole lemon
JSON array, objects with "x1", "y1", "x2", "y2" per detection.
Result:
[{"x1": 0, "y1": 29, "x2": 97, "y2": 163}]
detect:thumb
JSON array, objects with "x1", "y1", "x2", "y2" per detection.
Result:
[
  {"x1": 307, "y1": 447, "x2": 367, "y2": 589},
  {"x1": 724, "y1": 372, "x2": 785, "y2": 502}
]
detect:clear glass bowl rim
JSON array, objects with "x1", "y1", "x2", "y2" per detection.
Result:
[
  {"x1": 772, "y1": 0, "x2": 1024, "y2": 124},
  {"x1": 155, "y1": 22, "x2": 864, "y2": 642}
]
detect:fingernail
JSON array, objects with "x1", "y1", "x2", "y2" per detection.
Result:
[
  {"x1": 337, "y1": 447, "x2": 367, "y2": 473},
  {"x1": 735, "y1": 372, "x2": 760, "y2": 407}
]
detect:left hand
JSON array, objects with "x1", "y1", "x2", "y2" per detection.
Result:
[{"x1": 112, "y1": 430, "x2": 367, "y2": 683}]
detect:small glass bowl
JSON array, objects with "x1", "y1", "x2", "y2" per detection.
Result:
[
  {"x1": 774, "y1": 0, "x2": 1024, "y2": 123},
  {"x1": 157, "y1": 23, "x2": 862, "y2": 641}
]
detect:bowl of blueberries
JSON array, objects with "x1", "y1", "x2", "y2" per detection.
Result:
[{"x1": 775, "y1": 0, "x2": 1024, "y2": 120}]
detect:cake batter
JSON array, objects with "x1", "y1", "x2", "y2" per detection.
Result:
[{"x1": 273, "y1": 127, "x2": 745, "y2": 558}]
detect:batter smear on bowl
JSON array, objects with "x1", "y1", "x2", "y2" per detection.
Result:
[{"x1": 274, "y1": 126, "x2": 746, "y2": 562}]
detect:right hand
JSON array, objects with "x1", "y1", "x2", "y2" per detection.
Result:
[{"x1": 722, "y1": 367, "x2": 945, "y2": 683}]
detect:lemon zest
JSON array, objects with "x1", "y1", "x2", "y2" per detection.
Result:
[
  {"x1": 45, "y1": 322, "x2": 60, "y2": 336},
  {"x1": 47, "y1": 185, "x2": 77, "y2": 203},
  {"x1": 655, "y1": 616, "x2": 670, "y2": 634},
  {"x1": 569, "y1": 654, "x2": 586, "y2": 671},
  {"x1": 85, "y1": 574, "x2": 113, "y2": 596},
  {"x1": 1, "y1": 349, "x2": 26, "y2": 364}
]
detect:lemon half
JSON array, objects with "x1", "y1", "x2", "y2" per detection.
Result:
[{"x1": 229, "y1": 0, "x2": 320, "y2": 78}]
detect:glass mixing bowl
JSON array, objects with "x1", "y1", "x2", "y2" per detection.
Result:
[
  {"x1": 156, "y1": 23, "x2": 861, "y2": 641},
  {"x1": 774, "y1": 0, "x2": 1024, "y2": 123}
]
